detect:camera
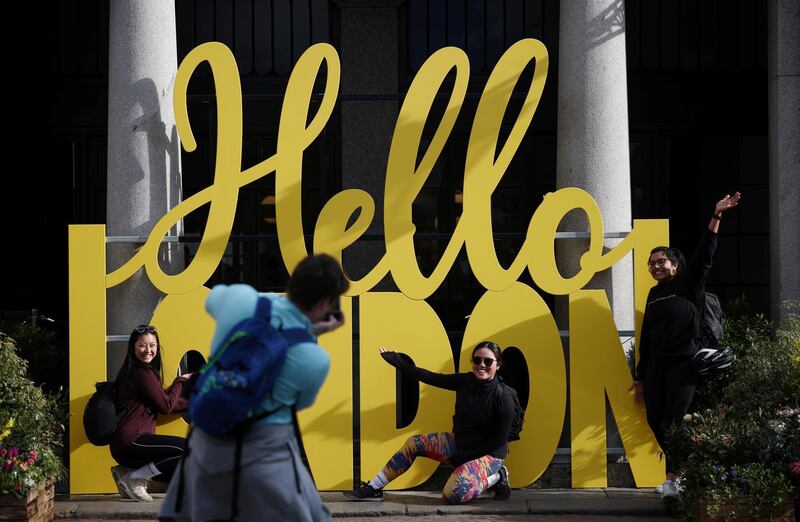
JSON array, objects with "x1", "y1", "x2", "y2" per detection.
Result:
[{"x1": 325, "y1": 310, "x2": 343, "y2": 322}]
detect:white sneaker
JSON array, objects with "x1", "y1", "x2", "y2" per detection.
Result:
[
  {"x1": 655, "y1": 484, "x2": 663, "y2": 494},
  {"x1": 661, "y1": 479, "x2": 678, "y2": 500},
  {"x1": 117, "y1": 472, "x2": 153, "y2": 502},
  {"x1": 110, "y1": 466, "x2": 132, "y2": 499}
]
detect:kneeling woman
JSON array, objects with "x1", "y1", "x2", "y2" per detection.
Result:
[
  {"x1": 111, "y1": 325, "x2": 190, "y2": 501},
  {"x1": 345, "y1": 342, "x2": 515, "y2": 504}
]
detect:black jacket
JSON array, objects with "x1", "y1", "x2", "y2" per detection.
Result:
[
  {"x1": 380, "y1": 351, "x2": 515, "y2": 467},
  {"x1": 636, "y1": 229, "x2": 718, "y2": 380}
]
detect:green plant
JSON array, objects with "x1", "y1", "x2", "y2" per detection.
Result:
[
  {"x1": 669, "y1": 301, "x2": 800, "y2": 521},
  {"x1": 3, "y1": 321, "x2": 66, "y2": 393},
  {"x1": 0, "y1": 331, "x2": 65, "y2": 498}
]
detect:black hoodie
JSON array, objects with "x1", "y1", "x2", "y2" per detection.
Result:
[
  {"x1": 380, "y1": 351, "x2": 515, "y2": 467},
  {"x1": 636, "y1": 229, "x2": 718, "y2": 380}
]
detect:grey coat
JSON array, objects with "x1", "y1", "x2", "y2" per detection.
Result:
[{"x1": 158, "y1": 424, "x2": 330, "y2": 522}]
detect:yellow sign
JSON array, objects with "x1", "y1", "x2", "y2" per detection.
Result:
[{"x1": 69, "y1": 40, "x2": 669, "y2": 492}]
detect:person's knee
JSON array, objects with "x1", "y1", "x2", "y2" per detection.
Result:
[
  {"x1": 442, "y1": 472, "x2": 476, "y2": 505},
  {"x1": 442, "y1": 491, "x2": 466, "y2": 505}
]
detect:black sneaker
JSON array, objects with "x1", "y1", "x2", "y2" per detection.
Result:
[
  {"x1": 493, "y1": 466, "x2": 511, "y2": 501},
  {"x1": 343, "y1": 482, "x2": 384, "y2": 502}
]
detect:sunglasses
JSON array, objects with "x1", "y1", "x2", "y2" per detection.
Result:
[
  {"x1": 647, "y1": 258, "x2": 669, "y2": 269},
  {"x1": 471, "y1": 356, "x2": 496, "y2": 367},
  {"x1": 133, "y1": 324, "x2": 157, "y2": 334}
]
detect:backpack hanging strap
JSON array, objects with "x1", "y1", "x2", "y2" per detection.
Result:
[
  {"x1": 174, "y1": 426, "x2": 193, "y2": 513},
  {"x1": 254, "y1": 296, "x2": 273, "y2": 321},
  {"x1": 292, "y1": 405, "x2": 315, "y2": 489},
  {"x1": 231, "y1": 430, "x2": 245, "y2": 522}
]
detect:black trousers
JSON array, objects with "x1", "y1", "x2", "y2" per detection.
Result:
[
  {"x1": 113, "y1": 434, "x2": 186, "y2": 483},
  {"x1": 642, "y1": 355, "x2": 696, "y2": 474}
]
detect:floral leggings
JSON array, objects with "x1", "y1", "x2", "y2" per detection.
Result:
[{"x1": 381, "y1": 432, "x2": 503, "y2": 504}]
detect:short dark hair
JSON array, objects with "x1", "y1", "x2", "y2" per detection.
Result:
[
  {"x1": 649, "y1": 246, "x2": 687, "y2": 273},
  {"x1": 472, "y1": 341, "x2": 503, "y2": 364},
  {"x1": 287, "y1": 254, "x2": 349, "y2": 310}
]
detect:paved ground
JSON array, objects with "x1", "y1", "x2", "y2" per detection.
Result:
[
  {"x1": 62, "y1": 515, "x2": 676, "y2": 522},
  {"x1": 336, "y1": 515, "x2": 676, "y2": 522},
  {"x1": 55, "y1": 488, "x2": 675, "y2": 520}
]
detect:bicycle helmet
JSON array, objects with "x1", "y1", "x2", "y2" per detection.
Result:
[{"x1": 692, "y1": 346, "x2": 736, "y2": 377}]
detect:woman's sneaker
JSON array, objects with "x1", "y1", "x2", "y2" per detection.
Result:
[
  {"x1": 110, "y1": 466, "x2": 132, "y2": 499},
  {"x1": 343, "y1": 482, "x2": 384, "y2": 502},
  {"x1": 117, "y1": 472, "x2": 153, "y2": 502},
  {"x1": 661, "y1": 479, "x2": 679, "y2": 501},
  {"x1": 493, "y1": 466, "x2": 511, "y2": 501}
]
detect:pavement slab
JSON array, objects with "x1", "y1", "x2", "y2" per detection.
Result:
[{"x1": 55, "y1": 488, "x2": 669, "y2": 519}]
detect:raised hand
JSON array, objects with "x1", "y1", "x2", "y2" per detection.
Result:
[{"x1": 715, "y1": 192, "x2": 741, "y2": 215}]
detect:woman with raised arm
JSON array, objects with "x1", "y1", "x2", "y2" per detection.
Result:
[{"x1": 629, "y1": 192, "x2": 741, "y2": 501}]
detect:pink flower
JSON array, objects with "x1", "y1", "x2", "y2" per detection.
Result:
[
  {"x1": 691, "y1": 435, "x2": 701, "y2": 444},
  {"x1": 790, "y1": 461, "x2": 800, "y2": 476},
  {"x1": 28, "y1": 450, "x2": 37, "y2": 459},
  {"x1": 7, "y1": 447, "x2": 18, "y2": 459}
]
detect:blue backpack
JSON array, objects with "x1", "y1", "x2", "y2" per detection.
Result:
[{"x1": 189, "y1": 296, "x2": 312, "y2": 437}]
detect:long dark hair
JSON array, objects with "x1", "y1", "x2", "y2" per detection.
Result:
[
  {"x1": 114, "y1": 325, "x2": 165, "y2": 386},
  {"x1": 649, "y1": 246, "x2": 687, "y2": 273},
  {"x1": 472, "y1": 341, "x2": 503, "y2": 366}
]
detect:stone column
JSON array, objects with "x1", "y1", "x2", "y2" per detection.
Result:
[
  {"x1": 107, "y1": 1, "x2": 183, "y2": 375},
  {"x1": 555, "y1": 0, "x2": 633, "y2": 333},
  {"x1": 555, "y1": 1, "x2": 633, "y2": 461},
  {"x1": 336, "y1": 1, "x2": 402, "y2": 288},
  {"x1": 768, "y1": 0, "x2": 800, "y2": 322}
]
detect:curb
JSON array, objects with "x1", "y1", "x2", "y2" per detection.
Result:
[{"x1": 55, "y1": 489, "x2": 668, "y2": 519}]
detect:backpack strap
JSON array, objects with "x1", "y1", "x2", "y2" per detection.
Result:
[
  {"x1": 174, "y1": 426, "x2": 193, "y2": 514},
  {"x1": 255, "y1": 296, "x2": 272, "y2": 321},
  {"x1": 281, "y1": 327, "x2": 314, "y2": 346},
  {"x1": 231, "y1": 430, "x2": 244, "y2": 522},
  {"x1": 292, "y1": 405, "x2": 314, "y2": 490}
]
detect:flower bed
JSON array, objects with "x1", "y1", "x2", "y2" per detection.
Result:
[
  {"x1": 0, "y1": 332, "x2": 64, "y2": 506},
  {"x1": 697, "y1": 494, "x2": 795, "y2": 521},
  {"x1": 669, "y1": 302, "x2": 800, "y2": 521},
  {"x1": 0, "y1": 479, "x2": 54, "y2": 522}
]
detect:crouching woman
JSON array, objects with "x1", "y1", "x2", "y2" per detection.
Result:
[
  {"x1": 345, "y1": 342, "x2": 515, "y2": 504},
  {"x1": 111, "y1": 324, "x2": 190, "y2": 501}
]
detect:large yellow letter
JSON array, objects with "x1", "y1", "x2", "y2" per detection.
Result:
[
  {"x1": 463, "y1": 39, "x2": 548, "y2": 291},
  {"x1": 460, "y1": 283, "x2": 565, "y2": 487},
  {"x1": 383, "y1": 47, "x2": 469, "y2": 299},
  {"x1": 632, "y1": 220, "x2": 670, "y2": 360},
  {"x1": 569, "y1": 290, "x2": 663, "y2": 487},
  {"x1": 68, "y1": 225, "x2": 112, "y2": 493},
  {"x1": 149, "y1": 289, "x2": 214, "y2": 435},
  {"x1": 299, "y1": 297, "x2": 354, "y2": 490},
  {"x1": 359, "y1": 293, "x2": 455, "y2": 489}
]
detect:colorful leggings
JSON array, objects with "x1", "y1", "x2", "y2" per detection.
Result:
[{"x1": 381, "y1": 432, "x2": 503, "y2": 504}]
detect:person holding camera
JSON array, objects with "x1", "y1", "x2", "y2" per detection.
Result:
[{"x1": 159, "y1": 253, "x2": 348, "y2": 522}]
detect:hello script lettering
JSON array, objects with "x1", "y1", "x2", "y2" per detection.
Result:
[
  {"x1": 106, "y1": 40, "x2": 632, "y2": 299},
  {"x1": 69, "y1": 39, "x2": 671, "y2": 494}
]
